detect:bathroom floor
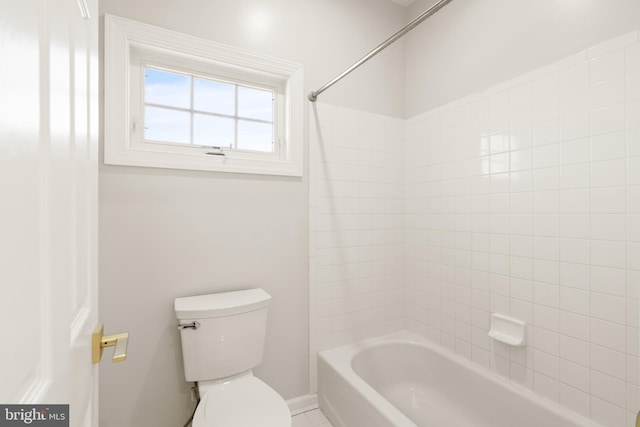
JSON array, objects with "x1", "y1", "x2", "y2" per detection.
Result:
[{"x1": 291, "y1": 408, "x2": 334, "y2": 427}]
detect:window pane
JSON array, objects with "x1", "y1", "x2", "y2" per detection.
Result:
[
  {"x1": 193, "y1": 78, "x2": 235, "y2": 115},
  {"x1": 238, "y1": 86, "x2": 273, "y2": 121},
  {"x1": 193, "y1": 114, "x2": 234, "y2": 147},
  {"x1": 144, "y1": 106, "x2": 190, "y2": 144},
  {"x1": 237, "y1": 120, "x2": 273, "y2": 152},
  {"x1": 145, "y1": 68, "x2": 190, "y2": 109}
]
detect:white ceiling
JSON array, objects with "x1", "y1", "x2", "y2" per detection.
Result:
[{"x1": 389, "y1": 0, "x2": 415, "y2": 6}]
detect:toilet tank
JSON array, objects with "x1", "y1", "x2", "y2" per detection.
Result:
[{"x1": 175, "y1": 288, "x2": 271, "y2": 382}]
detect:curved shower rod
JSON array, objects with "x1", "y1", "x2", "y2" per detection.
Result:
[{"x1": 308, "y1": 0, "x2": 453, "y2": 102}]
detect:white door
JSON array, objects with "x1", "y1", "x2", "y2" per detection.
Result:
[{"x1": 0, "y1": 0, "x2": 99, "y2": 425}]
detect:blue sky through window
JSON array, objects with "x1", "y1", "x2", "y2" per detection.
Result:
[
  {"x1": 144, "y1": 67, "x2": 274, "y2": 151},
  {"x1": 145, "y1": 68, "x2": 190, "y2": 108}
]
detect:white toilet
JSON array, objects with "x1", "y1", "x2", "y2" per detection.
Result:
[{"x1": 175, "y1": 288, "x2": 291, "y2": 427}]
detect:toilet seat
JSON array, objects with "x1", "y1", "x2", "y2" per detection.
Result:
[{"x1": 192, "y1": 376, "x2": 291, "y2": 427}]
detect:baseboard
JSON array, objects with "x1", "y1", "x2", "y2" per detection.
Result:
[{"x1": 286, "y1": 393, "x2": 318, "y2": 416}]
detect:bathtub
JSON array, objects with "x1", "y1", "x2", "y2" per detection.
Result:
[{"x1": 318, "y1": 331, "x2": 599, "y2": 427}]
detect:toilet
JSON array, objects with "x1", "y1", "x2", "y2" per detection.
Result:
[{"x1": 175, "y1": 288, "x2": 291, "y2": 427}]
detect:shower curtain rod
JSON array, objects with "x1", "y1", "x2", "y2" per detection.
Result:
[{"x1": 308, "y1": 0, "x2": 453, "y2": 102}]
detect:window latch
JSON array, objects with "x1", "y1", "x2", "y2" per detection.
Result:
[
  {"x1": 203, "y1": 146, "x2": 225, "y2": 156},
  {"x1": 131, "y1": 116, "x2": 139, "y2": 134}
]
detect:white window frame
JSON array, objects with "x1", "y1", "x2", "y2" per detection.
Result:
[{"x1": 104, "y1": 14, "x2": 304, "y2": 176}]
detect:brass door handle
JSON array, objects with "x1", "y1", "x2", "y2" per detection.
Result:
[{"x1": 92, "y1": 324, "x2": 129, "y2": 364}]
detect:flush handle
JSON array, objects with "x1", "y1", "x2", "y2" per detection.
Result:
[
  {"x1": 178, "y1": 321, "x2": 200, "y2": 330},
  {"x1": 92, "y1": 324, "x2": 129, "y2": 364}
]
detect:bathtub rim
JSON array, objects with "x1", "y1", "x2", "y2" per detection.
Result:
[{"x1": 318, "y1": 330, "x2": 601, "y2": 427}]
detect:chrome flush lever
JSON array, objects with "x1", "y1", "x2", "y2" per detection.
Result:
[{"x1": 178, "y1": 321, "x2": 200, "y2": 330}]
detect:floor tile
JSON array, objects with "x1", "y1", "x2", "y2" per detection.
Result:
[
  {"x1": 291, "y1": 408, "x2": 333, "y2": 427},
  {"x1": 305, "y1": 409, "x2": 331, "y2": 426}
]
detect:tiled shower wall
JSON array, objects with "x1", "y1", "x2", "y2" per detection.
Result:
[
  {"x1": 309, "y1": 30, "x2": 640, "y2": 426},
  {"x1": 309, "y1": 103, "x2": 405, "y2": 393},
  {"x1": 405, "y1": 30, "x2": 640, "y2": 426}
]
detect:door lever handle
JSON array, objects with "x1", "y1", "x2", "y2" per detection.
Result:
[{"x1": 92, "y1": 324, "x2": 129, "y2": 364}]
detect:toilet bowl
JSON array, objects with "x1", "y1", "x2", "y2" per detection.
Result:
[
  {"x1": 175, "y1": 288, "x2": 291, "y2": 427},
  {"x1": 192, "y1": 373, "x2": 291, "y2": 427}
]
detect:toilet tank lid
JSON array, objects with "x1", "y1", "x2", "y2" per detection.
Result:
[{"x1": 174, "y1": 288, "x2": 271, "y2": 319}]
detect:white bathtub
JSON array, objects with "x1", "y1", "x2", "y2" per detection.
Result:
[{"x1": 318, "y1": 331, "x2": 599, "y2": 427}]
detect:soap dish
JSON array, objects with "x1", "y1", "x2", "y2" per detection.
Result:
[{"x1": 488, "y1": 313, "x2": 526, "y2": 346}]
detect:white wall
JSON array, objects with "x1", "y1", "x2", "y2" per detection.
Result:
[
  {"x1": 406, "y1": 0, "x2": 640, "y2": 117},
  {"x1": 98, "y1": 1, "x2": 407, "y2": 426},
  {"x1": 405, "y1": 30, "x2": 640, "y2": 426}
]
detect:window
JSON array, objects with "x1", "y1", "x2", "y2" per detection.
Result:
[
  {"x1": 104, "y1": 14, "x2": 303, "y2": 176},
  {"x1": 142, "y1": 66, "x2": 276, "y2": 152},
  {"x1": 127, "y1": 46, "x2": 288, "y2": 163}
]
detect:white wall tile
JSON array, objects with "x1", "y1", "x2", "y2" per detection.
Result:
[
  {"x1": 560, "y1": 138, "x2": 591, "y2": 165},
  {"x1": 559, "y1": 164, "x2": 590, "y2": 189},
  {"x1": 627, "y1": 42, "x2": 640, "y2": 73},
  {"x1": 560, "y1": 384, "x2": 591, "y2": 420},
  {"x1": 629, "y1": 71, "x2": 640, "y2": 101},
  {"x1": 591, "y1": 396, "x2": 627, "y2": 427},
  {"x1": 627, "y1": 100, "x2": 640, "y2": 129},
  {"x1": 534, "y1": 144, "x2": 560, "y2": 169},
  {"x1": 591, "y1": 344, "x2": 627, "y2": 381},
  {"x1": 534, "y1": 372, "x2": 560, "y2": 402},
  {"x1": 591, "y1": 370, "x2": 627, "y2": 408},
  {"x1": 591, "y1": 159, "x2": 626, "y2": 187},
  {"x1": 560, "y1": 112, "x2": 590, "y2": 141},
  {"x1": 590, "y1": 292, "x2": 626, "y2": 324},
  {"x1": 510, "y1": 127, "x2": 533, "y2": 151},
  {"x1": 591, "y1": 318, "x2": 626, "y2": 352},
  {"x1": 591, "y1": 214, "x2": 626, "y2": 241},
  {"x1": 589, "y1": 49, "x2": 626, "y2": 84},
  {"x1": 560, "y1": 286, "x2": 590, "y2": 315},
  {"x1": 560, "y1": 358, "x2": 590, "y2": 392},
  {"x1": 591, "y1": 240, "x2": 626, "y2": 269},
  {"x1": 591, "y1": 104, "x2": 626, "y2": 136},
  {"x1": 559, "y1": 189, "x2": 590, "y2": 213},
  {"x1": 534, "y1": 191, "x2": 560, "y2": 213},
  {"x1": 510, "y1": 148, "x2": 533, "y2": 172},
  {"x1": 560, "y1": 238, "x2": 590, "y2": 264},
  {"x1": 629, "y1": 128, "x2": 640, "y2": 158},
  {"x1": 591, "y1": 187, "x2": 626, "y2": 213},
  {"x1": 628, "y1": 242, "x2": 640, "y2": 271},
  {"x1": 560, "y1": 334, "x2": 590, "y2": 366},
  {"x1": 591, "y1": 131, "x2": 626, "y2": 161},
  {"x1": 533, "y1": 214, "x2": 560, "y2": 237},
  {"x1": 534, "y1": 120, "x2": 561, "y2": 146},
  {"x1": 534, "y1": 236, "x2": 559, "y2": 259},
  {"x1": 629, "y1": 157, "x2": 640, "y2": 186},
  {"x1": 560, "y1": 262, "x2": 590, "y2": 290},
  {"x1": 590, "y1": 77, "x2": 625, "y2": 109},
  {"x1": 534, "y1": 304, "x2": 559, "y2": 331},
  {"x1": 560, "y1": 87, "x2": 589, "y2": 118},
  {"x1": 591, "y1": 266, "x2": 626, "y2": 297}
]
